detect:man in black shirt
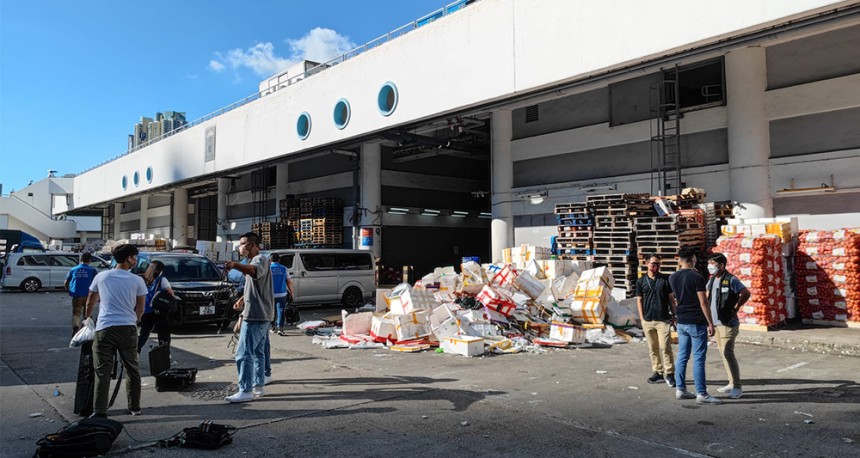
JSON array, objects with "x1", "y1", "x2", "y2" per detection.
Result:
[
  {"x1": 635, "y1": 255, "x2": 676, "y2": 387},
  {"x1": 668, "y1": 247, "x2": 720, "y2": 405}
]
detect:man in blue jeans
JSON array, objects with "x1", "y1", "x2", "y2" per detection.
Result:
[
  {"x1": 223, "y1": 232, "x2": 274, "y2": 403},
  {"x1": 668, "y1": 247, "x2": 720, "y2": 405}
]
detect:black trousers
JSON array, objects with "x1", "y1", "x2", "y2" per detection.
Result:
[{"x1": 137, "y1": 312, "x2": 170, "y2": 353}]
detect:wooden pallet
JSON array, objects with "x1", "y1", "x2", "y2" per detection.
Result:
[{"x1": 554, "y1": 203, "x2": 588, "y2": 214}]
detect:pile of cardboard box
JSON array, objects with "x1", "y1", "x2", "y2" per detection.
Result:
[{"x1": 325, "y1": 249, "x2": 640, "y2": 356}]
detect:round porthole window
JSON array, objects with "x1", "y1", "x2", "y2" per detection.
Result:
[
  {"x1": 133, "y1": 171, "x2": 140, "y2": 187},
  {"x1": 297, "y1": 112, "x2": 312, "y2": 140},
  {"x1": 377, "y1": 82, "x2": 398, "y2": 116},
  {"x1": 121, "y1": 176, "x2": 128, "y2": 190},
  {"x1": 146, "y1": 166, "x2": 153, "y2": 183},
  {"x1": 333, "y1": 98, "x2": 351, "y2": 130}
]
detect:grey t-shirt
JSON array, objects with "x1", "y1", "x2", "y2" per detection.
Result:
[{"x1": 242, "y1": 254, "x2": 274, "y2": 322}]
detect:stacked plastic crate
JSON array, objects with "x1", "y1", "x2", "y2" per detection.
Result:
[
  {"x1": 715, "y1": 235, "x2": 786, "y2": 327},
  {"x1": 795, "y1": 229, "x2": 860, "y2": 325}
]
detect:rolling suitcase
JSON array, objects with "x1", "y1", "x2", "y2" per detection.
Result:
[
  {"x1": 148, "y1": 344, "x2": 197, "y2": 392},
  {"x1": 73, "y1": 341, "x2": 94, "y2": 417}
]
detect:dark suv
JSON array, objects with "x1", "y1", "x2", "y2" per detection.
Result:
[{"x1": 133, "y1": 252, "x2": 236, "y2": 328}]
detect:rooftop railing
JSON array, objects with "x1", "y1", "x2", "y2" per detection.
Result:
[{"x1": 79, "y1": 0, "x2": 474, "y2": 176}]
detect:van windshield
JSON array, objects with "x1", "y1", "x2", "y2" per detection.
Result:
[{"x1": 149, "y1": 256, "x2": 222, "y2": 282}]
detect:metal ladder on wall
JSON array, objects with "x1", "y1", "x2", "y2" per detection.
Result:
[
  {"x1": 251, "y1": 169, "x2": 269, "y2": 226},
  {"x1": 650, "y1": 68, "x2": 683, "y2": 196}
]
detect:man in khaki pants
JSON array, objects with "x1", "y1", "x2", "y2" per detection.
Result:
[
  {"x1": 706, "y1": 253, "x2": 751, "y2": 399},
  {"x1": 635, "y1": 255, "x2": 677, "y2": 386}
]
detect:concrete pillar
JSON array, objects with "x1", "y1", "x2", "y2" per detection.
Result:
[
  {"x1": 491, "y1": 110, "x2": 514, "y2": 263},
  {"x1": 139, "y1": 195, "x2": 149, "y2": 237},
  {"x1": 113, "y1": 203, "x2": 122, "y2": 240},
  {"x1": 275, "y1": 163, "x2": 289, "y2": 209},
  {"x1": 173, "y1": 188, "x2": 189, "y2": 246},
  {"x1": 726, "y1": 46, "x2": 773, "y2": 218},
  {"x1": 217, "y1": 178, "x2": 230, "y2": 242},
  {"x1": 360, "y1": 142, "x2": 382, "y2": 259}
]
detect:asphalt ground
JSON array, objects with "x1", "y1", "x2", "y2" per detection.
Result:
[{"x1": 1, "y1": 290, "x2": 858, "y2": 457}]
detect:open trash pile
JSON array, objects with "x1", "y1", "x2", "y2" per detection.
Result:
[{"x1": 305, "y1": 258, "x2": 642, "y2": 356}]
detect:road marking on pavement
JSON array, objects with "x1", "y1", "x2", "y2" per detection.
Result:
[{"x1": 776, "y1": 362, "x2": 808, "y2": 372}]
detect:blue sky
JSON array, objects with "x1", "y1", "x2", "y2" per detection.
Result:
[{"x1": 0, "y1": 0, "x2": 449, "y2": 194}]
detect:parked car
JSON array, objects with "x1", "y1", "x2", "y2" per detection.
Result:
[
  {"x1": 131, "y1": 252, "x2": 236, "y2": 328},
  {"x1": 2, "y1": 251, "x2": 110, "y2": 292},
  {"x1": 266, "y1": 249, "x2": 376, "y2": 308}
]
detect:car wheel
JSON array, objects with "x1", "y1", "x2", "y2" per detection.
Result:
[
  {"x1": 20, "y1": 277, "x2": 42, "y2": 293},
  {"x1": 341, "y1": 286, "x2": 363, "y2": 308}
]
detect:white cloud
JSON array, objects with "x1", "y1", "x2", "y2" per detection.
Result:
[
  {"x1": 208, "y1": 28, "x2": 356, "y2": 78},
  {"x1": 208, "y1": 60, "x2": 225, "y2": 72},
  {"x1": 287, "y1": 27, "x2": 357, "y2": 63}
]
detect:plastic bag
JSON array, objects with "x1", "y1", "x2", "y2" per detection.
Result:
[{"x1": 70, "y1": 318, "x2": 95, "y2": 348}]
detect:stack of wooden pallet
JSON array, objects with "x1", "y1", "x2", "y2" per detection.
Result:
[
  {"x1": 588, "y1": 193, "x2": 654, "y2": 296},
  {"x1": 636, "y1": 212, "x2": 705, "y2": 276},
  {"x1": 555, "y1": 202, "x2": 592, "y2": 263},
  {"x1": 251, "y1": 222, "x2": 292, "y2": 249}
]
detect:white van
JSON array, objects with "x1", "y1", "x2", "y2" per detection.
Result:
[
  {"x1": 2, "y1": 252, "x2": 110, "y2": 292},
  {"x1": 267, "y1": 249, "x2": 376, "y2": 308}
]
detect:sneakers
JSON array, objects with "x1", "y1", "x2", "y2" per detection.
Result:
[
  {"x1": 728, "y1": 387, "x2": 743, "y2": 399},
  {"x1": 264, "y1": 375, "x2": 272, "y2": 386},
  {"x1": 665, "y1": 374, "x2": 676, "y2": 388},
  {"x1": 716, "y1": 384, "x2": 733, "y2": 393},
  {"x1": 127, "y1": 409, "x2": 142, "y2": 416},
  {"x1": 647, "y1": 372, "x2": 664, "y2": 384},
  {"x1": 252, "y1": 386, "x2": 265, "y2": 398},
  {"x1": 225, "y1": 391, "x2": 255, "y2": 403},
  {"x1": 696, "y1": 394, "x2": 722, "y2": 404},
  {"x1": 675, "y1": 389, "x2": 696, "y2": 400}
]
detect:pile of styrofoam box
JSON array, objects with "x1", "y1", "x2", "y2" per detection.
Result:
[
  {"x1": 195, "y1": 241, "x2": 237, "y2": 262},
  {"x1": 721, "y1": 217, "x2": 798, "y2": 242}
]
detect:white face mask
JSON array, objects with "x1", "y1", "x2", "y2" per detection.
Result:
[{"x1": 707, "y1": 265, "x2": 719, "y2": 275}]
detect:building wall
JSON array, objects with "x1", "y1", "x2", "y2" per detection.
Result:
[{"x1": 72, "y1": 0, "x2": 847, "y2": 209}]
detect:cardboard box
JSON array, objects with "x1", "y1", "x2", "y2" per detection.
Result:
[
  {"x1": 549, "y1": 321, "x2": 586, "y2": 343},
  {"x1": 441, "y1": 336, "x2": 485, "y2": 356}
]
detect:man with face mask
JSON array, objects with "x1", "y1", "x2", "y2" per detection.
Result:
[
  {"x1": 635, "y1": 255, "x2": 676, "y2": 386},
  {"x1": 706, "y1": 253, "x2": 751, "y2": 399}
]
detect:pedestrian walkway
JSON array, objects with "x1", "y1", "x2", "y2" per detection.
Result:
[{"x1": 737, "y1": 323, "x2": 860, "y2": 357}]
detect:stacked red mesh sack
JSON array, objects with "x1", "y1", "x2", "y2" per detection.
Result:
[
  {"x1": 714, "y1": 235, "x2": 786, "y2": 326},
  {"x1": 796, "y1": 229, "x2": 860, "y2": 323}
]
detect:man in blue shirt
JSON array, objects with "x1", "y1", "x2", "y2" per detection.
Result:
[
  {"x1": 270, "y1": 253, "x2": 293, "y2": 333},
  {"x1": 64, "y1": 252, "x2": 98, "y2": 336}
]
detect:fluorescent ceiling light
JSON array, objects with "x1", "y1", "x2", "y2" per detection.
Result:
[
  {"x1": 421, "y1": 208, "x2": 441, "y2": 217},
  {"x1": 479, "y1": 212, "x2": 492, "y2": 219},
  {"x1": 451, "y1": 210, "x2": 469, "y2": 218},
  {"x1": 387, "y1": 207, "x2": 410, "y2": 214},
  {"x1": 527, "y1": 192, "x2": 547, "y2": 205}
]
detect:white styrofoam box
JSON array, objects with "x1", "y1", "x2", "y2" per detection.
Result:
[
  {"x1": 514, "y1": 271, "x2": 545, "y2": 299},
  {"x1": 557, "y1": 274, "x2": 579, "y2": 300},
  {"x1": 549, "y1": 321, "x2": 586, "y2": 344},
  {"x1": 375, "y1": 288, "x2": 392, "y2": 313},
  {"x1": 605, "y1": 300, "x2": 637, "y2": 328},
  {"x1": 393, "y1": 311, "x2": 431, "y2": 341},
  {"x1": 342, "y1": 311, "x2": 373, "y2": 336},
  {"x1": 467, "y1": 322, "x2": 500, "y2": 337},
  {"x1": 431, "y1": 309, "x2": 466, "y2": 340},
  {"x1": 570, "y1": 297, "x2": 606, "y2": 324},
  {"x1": 438, "y1": 274, "x2": 460, "y2": 294},
  {"x1": 429, "y1": 303, "x2": 461, "y2": 329},
  {"x1": 523, "y1": 259, "x2": 546, "y2": 279},
  {"x1": 370, "y1": 313, "x2": 396, "y2": 343},
  {"x1": 610, "y1": 288, "x2": 628, "y2": 302},
  {"x1": 460, "y1": 309, "x2": 486, "y2": 324},
  {"x1": 441, "y1": 336, "x2": 485, "y2": 356},
  {"x1": 195, "y1": 240, "x2": 215, "y2": 252},
  {"x1": 511, "y1": 291, "x2": 531, "y2": 307},
  {"x1": 389, "y1": 288, "x2": 437, "y2": 315}
]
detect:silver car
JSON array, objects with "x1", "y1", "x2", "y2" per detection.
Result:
[{"x1": 2, "y1": 252, "x2": 109, "y2": 292}]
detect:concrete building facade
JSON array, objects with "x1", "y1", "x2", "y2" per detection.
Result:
[{"x1": 66, "y1": 0, "x2": 860, "y2": 274}]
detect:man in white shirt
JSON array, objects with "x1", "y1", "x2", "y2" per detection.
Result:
[{"x1": 85, "y1": 244, "x2": 147, "y2": 417}]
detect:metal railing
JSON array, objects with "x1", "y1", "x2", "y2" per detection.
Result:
[{"x1": 79, "y1": 0, "x2": 474, "y2": 176}]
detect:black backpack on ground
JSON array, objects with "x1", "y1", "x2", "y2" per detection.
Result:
[
  {"x1": 34, "y1": 417, "x2": 123, "y2": 458},
  {"x1": 284, "y1": 304, "x2": 300, "y2": 325}
]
